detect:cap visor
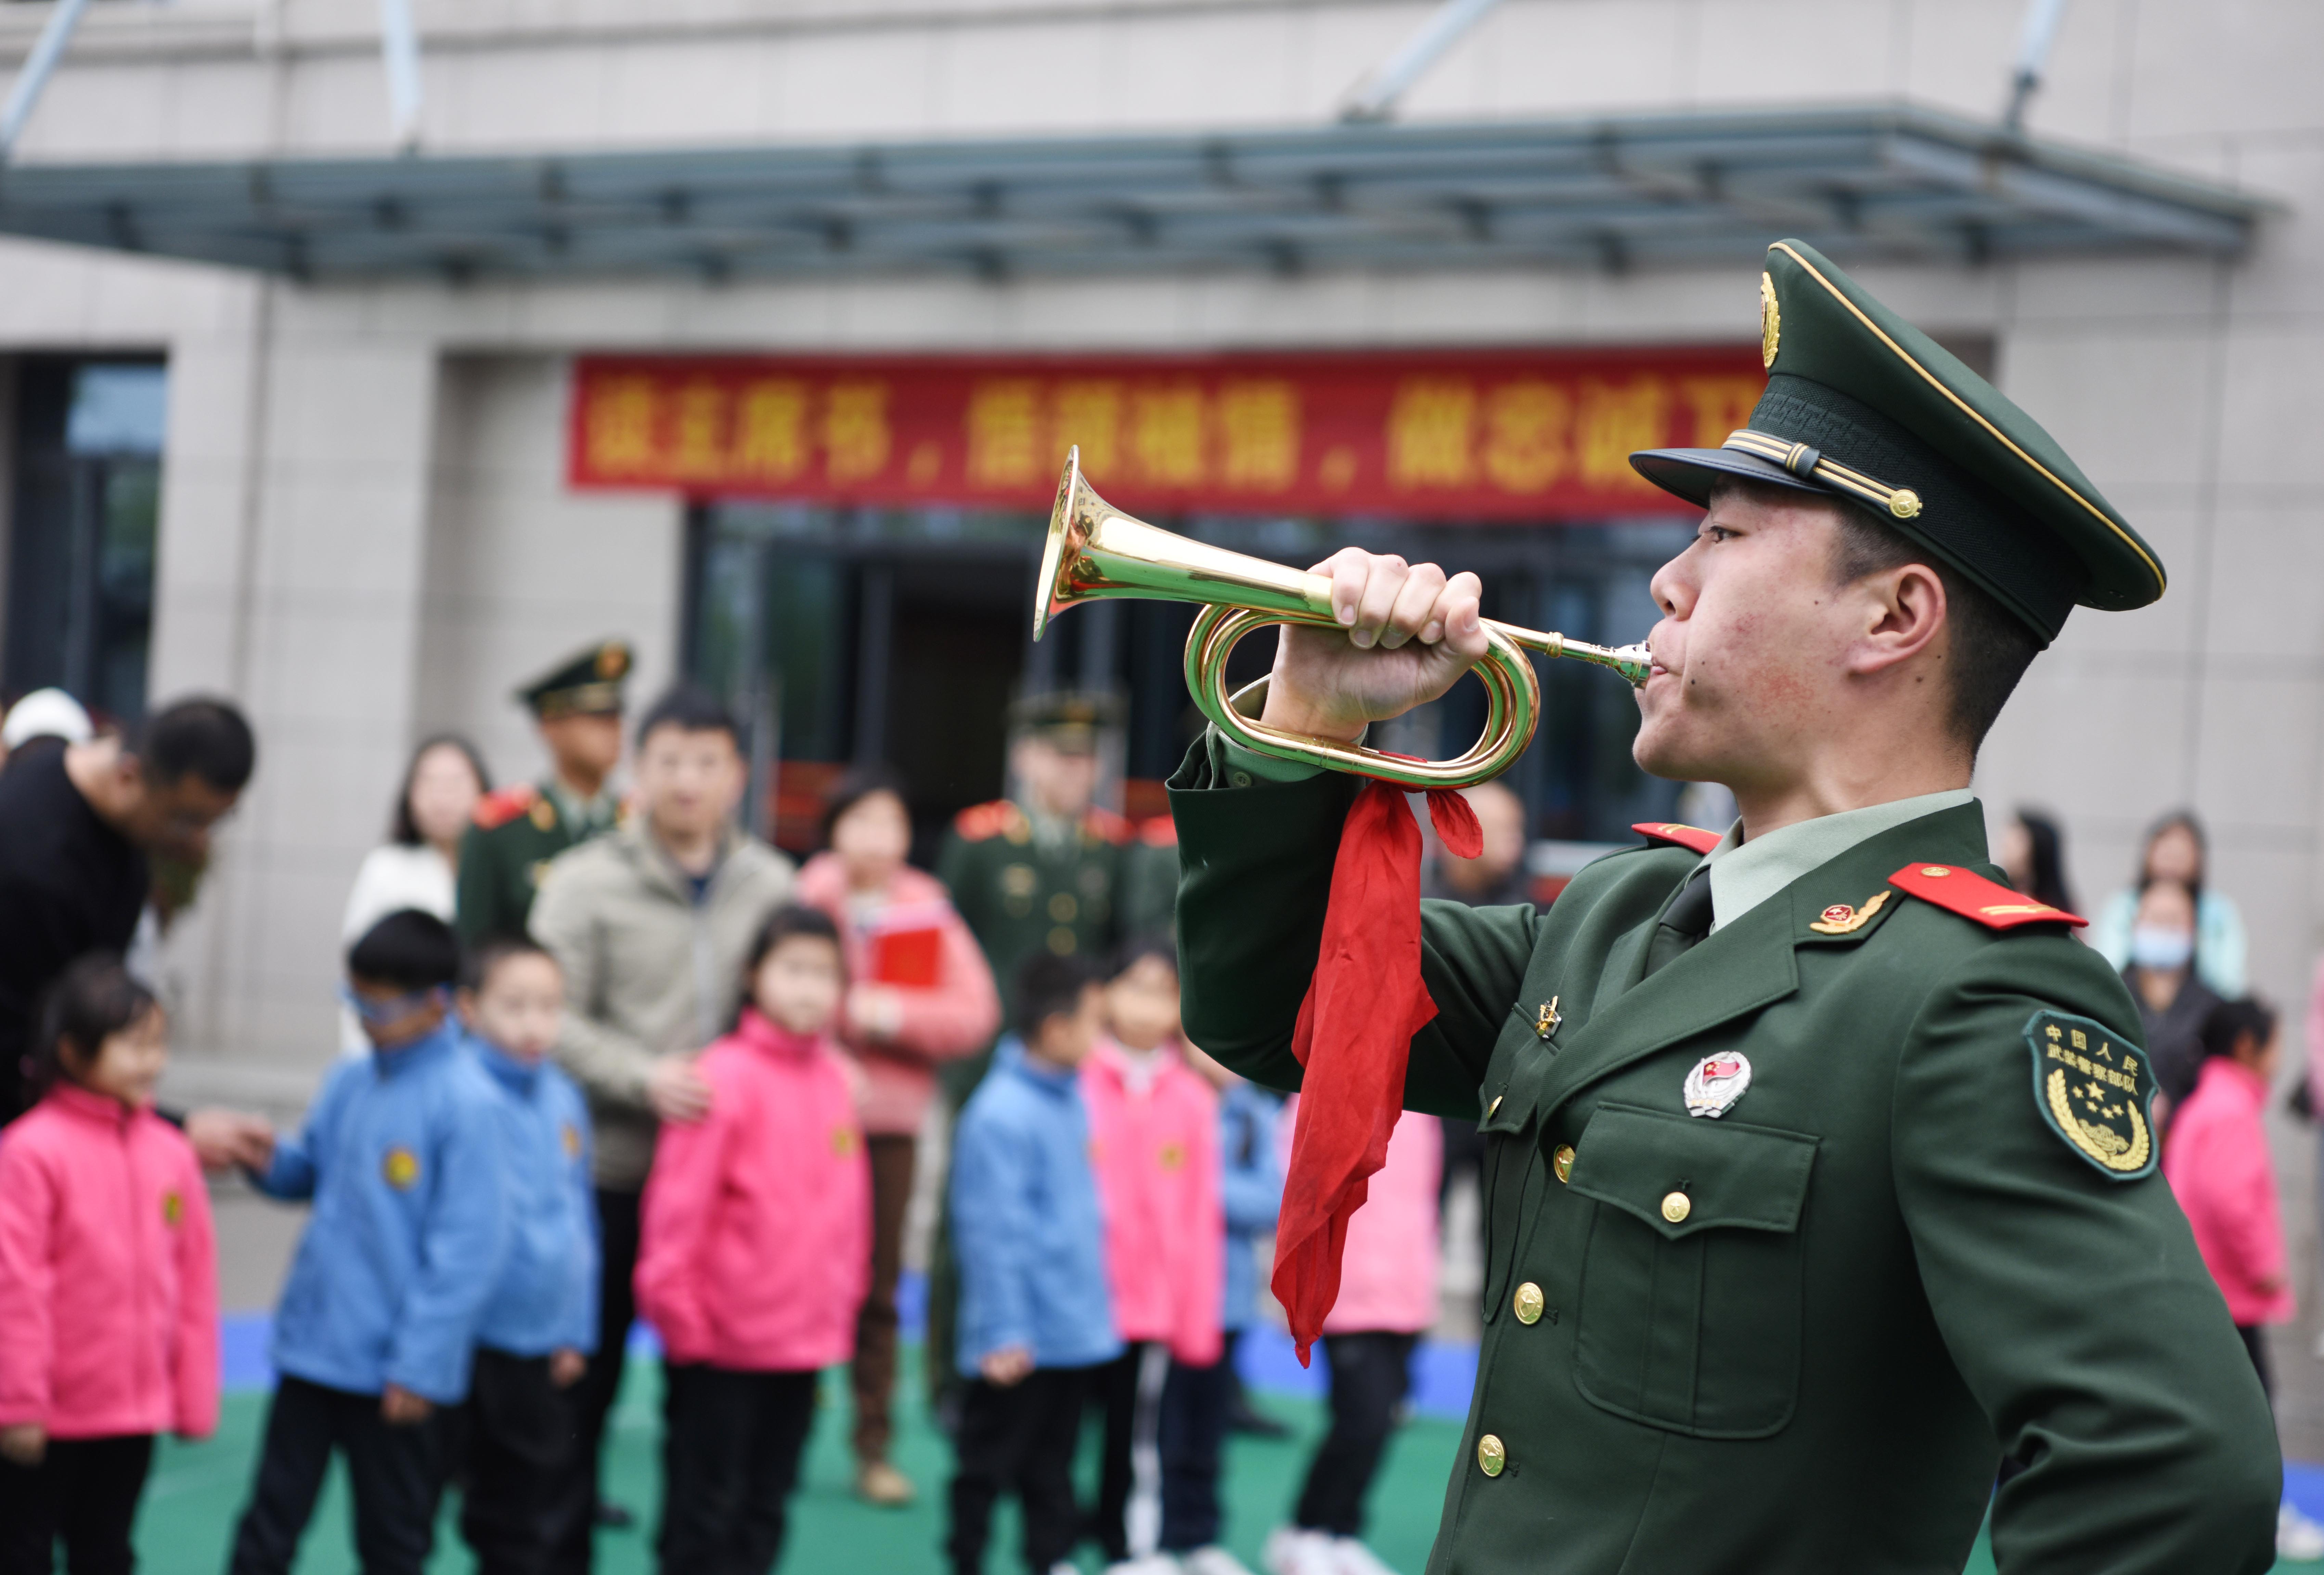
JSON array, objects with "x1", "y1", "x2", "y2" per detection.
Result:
[{"x1": 1628, "y1": 446, "x2": 1835, "y2": 510}]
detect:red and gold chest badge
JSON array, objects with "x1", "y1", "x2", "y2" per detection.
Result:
[
  {"x1": 2026, "y1": 1011, "x2": 2154, "y2": 1180},
  {"x1": 161, "y1": 1189, "x2": 184, "y2": 1228},
  {"x1": 1808, "y1": 889, "x2": 1891, "y2": 935},
  {"x1": 561, "y1": 1122, "x2": 582, "y2": 1160},
  {"x1": 382, "y1": 1147, "x2": 422, "y2": 1190}
]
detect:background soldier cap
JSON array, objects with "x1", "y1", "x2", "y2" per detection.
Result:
[
  {"x1": 518, "y1": 639, "x2": 632, "y2": 720},
  {"x1": 1008, "y1": 690, "x2": 1121, "y2": 755},
  {"x1": 1630, "y1": 238, "x2": 2166, "y2": 645}
]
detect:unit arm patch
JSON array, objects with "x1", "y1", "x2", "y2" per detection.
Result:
[{"x1": 2024, "y1": 1010, "x2": 2156, "y2": 1181}]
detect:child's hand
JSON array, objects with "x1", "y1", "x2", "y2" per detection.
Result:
[
  {"x1": 380, "y1": 1385, "x2": 434, "y2": 1426},
  {"x1": 550, "y1": 1349, "x2": 588, "y2": 1389},
  {"x1": 184, "y1": 1108, "x2": 275, "y2": 1173},
  {"x1": 0, "y1": 1423, "x2": 46, "y2": 1466},
  {"x1": 979, "y1": 1346, "x2": 1034, "y2": 1387},
  {"x1": 846, "y1": 985, "x2": 905, "y2": 1042},
  {"x1": 646, "y1": 1055, "x2": 714, "y2": 1123}
]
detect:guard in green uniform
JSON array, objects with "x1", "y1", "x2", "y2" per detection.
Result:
[
  {"x1": 455, "y1": 639, "x2": 632, "y2": 946},
  {"x1": 1171, "y1": 242, "x2": 2278, "y2": 1574}
]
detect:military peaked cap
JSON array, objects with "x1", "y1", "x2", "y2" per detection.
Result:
[
  {"x1": 1631, "y1": 239, "x2": 2165, "y2": 643},
  {"x1": 517, "y1": 638, "x2": 632, "y2": 719},
  {"x1": 1009, "y1": 689, "x2": 1122, "y2": 753}
]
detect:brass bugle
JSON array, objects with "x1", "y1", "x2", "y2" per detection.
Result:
[{"x1": 1033, "y1": 447, "x2": 1652, "y2": 790}]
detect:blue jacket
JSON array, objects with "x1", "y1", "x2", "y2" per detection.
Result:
[
  {"x1": 469, "y1": 1037, "x2": 599, "y2": 1359},
  {"x1": 949, "y1": 1038, "x2": 1120, "y2": 1377},
  {"x1": 1218, "y1": 1081, "x2": 1284, "y2": 1332},
  {"x1": 250, "y1": 1023, "x2": 506, "y2": 1403}
]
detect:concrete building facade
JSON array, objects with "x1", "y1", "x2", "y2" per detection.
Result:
[{"x1": 0, "y1": 0, "x2": 2315, "y2": 1129}]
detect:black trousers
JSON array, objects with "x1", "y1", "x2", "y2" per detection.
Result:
[
  {"x1": 0, "y1": 1432, "x2": 153, "y2": 1575},
  {"x1": 1293, "y1": 1332, "x2": 1417, "y2": 1539},
  {"x1": 1089, "y1": 1342, "x2": 1163, "y2": 1561},
  {"x1": 2238, "y1": 1323, "x2": 2273, "y2": 1405},
  {"x1": 551, "y1": 1185, "x2": 641, "y2": 1573},
  {"x1": 227, "y1": 1376, "x2": 450, "y2": 1575},
  {"x1": 656, "y1": 1364, "x2": 817, "y2": 1575},
  {"x1": 947, "y1": 1367, "x2": 1090, "y2": 1575},
  {"x1": 1158, "y1": 1335, "x2": 1236, "y2": 1553},
  {"x1": 463, "y1": 1349, "x2": 584, "y2": 1575}
]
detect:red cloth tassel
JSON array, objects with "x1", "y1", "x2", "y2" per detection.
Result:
[{"x1": 1272, "y1": 778, "x2": 1482, "y2": 1365}]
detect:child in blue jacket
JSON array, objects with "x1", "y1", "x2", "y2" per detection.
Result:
[
  {"x1": 227, "y1": 910, "x2": 506, "y2": 1575},
  {"x1": 460, "y1": 937, "x2": 598, "y2": 1575},
  {"x1": 946, "y1": 952, "x2": 1118, "y2": 1575}
]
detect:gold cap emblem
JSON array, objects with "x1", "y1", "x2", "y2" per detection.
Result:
[
  {"x1": 1760, "y1": 272, "x2": 1781, "y2": 369},
  {"x1": 1513, "y1": 1282, "x2": 1544, "y2": 1326}
]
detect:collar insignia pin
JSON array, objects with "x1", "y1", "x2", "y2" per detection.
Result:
[
  {"x1": 1808, "y1": 888, "x2": 1892, "y2": 935},
  {"x1": 1684, "y1": 1052, "x2": 1752, "y2": 1119},
  {"x1": 1536, "y1": 996, "x2": 1561, "y2": 1039}
]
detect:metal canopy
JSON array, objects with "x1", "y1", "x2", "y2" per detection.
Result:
[{"x1": 0, "y1": 103, "x2": 2266, "y2": 284}]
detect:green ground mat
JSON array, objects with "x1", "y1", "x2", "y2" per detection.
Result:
[{"x1": 130, "y1": 1352, "x2": 2033, "y2": 1574}]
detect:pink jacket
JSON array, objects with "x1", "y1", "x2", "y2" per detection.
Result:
[
  {"x1": 1278, "y1": 1097, "x2": 1441, "y2": 1336},
  {"x1": 2164, "y1": 1056, "x2": 2295, "y2": 1326},
  {"x1": 795, "y1": 853, "x2": 1001, "y2": 1136},
  {"x1": 1083, "y1": 1041, "x2": 1222, "y2": 1366},
  {"x1": 636, "y1": 1010, "x2": 872, "y2": 1370},
  {"x1": 0, "y1": 1084, "x2": 219, "y2": 1439}
]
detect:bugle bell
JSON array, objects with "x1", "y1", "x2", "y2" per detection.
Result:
[{"x1": 1033, "y1": 447, "x2": 1651, "y2": 790}]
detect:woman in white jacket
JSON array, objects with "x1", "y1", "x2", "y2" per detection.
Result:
[{"x1": 336, "y1": 735, "x2": 490, "y2": 1050}]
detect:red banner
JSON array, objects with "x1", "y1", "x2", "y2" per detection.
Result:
[{"x1": 567, "y1": 347, "x2": 1762, "y2": 521}]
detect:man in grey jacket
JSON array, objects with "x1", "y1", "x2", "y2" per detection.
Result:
[{"x1": 529, "y1": 683, "x2": 795, "y2": 1568}]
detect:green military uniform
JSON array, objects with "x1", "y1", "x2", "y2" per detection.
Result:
[
  {"x1": 1171, "y1": 243, "x2": 2280, "y2": 1574},
  {"x1": 454, "y1": 639, "x2": 631, "y2": 946}
]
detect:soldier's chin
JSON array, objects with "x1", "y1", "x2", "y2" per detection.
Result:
[{"x1": 1631, "y1": 717, "x2": 1713, "y2": 785}]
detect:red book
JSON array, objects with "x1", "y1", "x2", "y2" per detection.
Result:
[{"x1": 868, "y1": 926, "x2": 943, "y2": 988}]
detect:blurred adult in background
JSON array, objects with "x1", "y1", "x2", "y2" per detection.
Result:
[
  {"x1": 339, "y1": 737, "x2": 490, "y2": 1055},
  {"x1": 0, "y1": 699, "x2": 262, "y2": 1156},
  {"x1": 2092, "y1": 811, "x2": 2246, "y2": 997},
  {"x1": 793, "y1": 764, "x2": 998, "y2": 1508},
  {"x1": 2120, "y1": 878, "x2": 2221, "y2": 1118},
  {"x1": 528, "y1": 684, "x2": 795, "y2": 1564},
  {"x1": 0, "y1": 687, "x2": 94, "y2": 774},
  {"x1": 456, "y1": 640, "x2": 632, "y2": 948},
  {"x1": 1420, "y1": 781, "x2": 1530, "y2": 1294},
  {"x1": 1998, "y1": 807, "x2": 2075, "y2": 915}
]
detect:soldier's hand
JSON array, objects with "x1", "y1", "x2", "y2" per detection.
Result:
[
  {"x1": 1262, "y1": 549, "x2": 1489, "y2": 743},
  {"x1": 646, "y1": 1055, "x2": 714, "y2": 1124}
]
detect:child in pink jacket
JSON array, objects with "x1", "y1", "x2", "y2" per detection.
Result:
[
  {"x1": 636, "y1": 906, "x2": 872, "y2": 1574},
  {"x1": 0, "y1": 954, "x2": 219, "y2": 1572},
  {"x1": 2165, "y1": 998, "x2": 2295, "y2": 1380},
  {"x1": 1084, "y1": 936, "x2": 1223, "y2": 1567},
  {"x1": 1267, "y1": 1098, "x2": 1441, "y2": 1575},
  {"x1": 793, "y1": 765, "x2": 998, "y2": 1505}
]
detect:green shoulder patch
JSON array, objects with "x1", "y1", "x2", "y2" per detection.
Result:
[{"x1": 2025, "y1": 1010, "x2": 2156, "y2": 1180}]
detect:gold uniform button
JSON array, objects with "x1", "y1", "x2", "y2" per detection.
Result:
[
  {"x1": 1476, "y1": 1434, "x2": 1506, "y2": 1477},
  {"x1": 1048, "y1": 892, "x2": 1079, "y2": 922},
  {"x1": 1552, "y1": 1145, "x2": 1575, "y2": 1184},
  {"x1": 1512, "y1": 1282, "x2": 1544, "y2": 1325},
  {"x1": 1485, "y1": 1095, "x2": 1502, "y2": 1119},
  {"x1": 1921, "y1": 865, "x2": 1951, "y2": 878},
  {"x1": 1661, "y1": 1190, "x2": 1691, "y2": 1224}
]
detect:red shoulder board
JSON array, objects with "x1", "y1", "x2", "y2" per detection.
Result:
[
  {"x1": 1082, "y1": 807, "x2": 1133, "y2": 846},
  {"x1": 1888, "y1": 863, "x2": 2087, "y2": 929},
  {"x1": 951, "y1": 800, "x2": 1019, "y2": 843},
  {"x1": 472, "y1": 783, "x2": 540, "y2": 831},
  {"x1": 1632, "y1": 821, "x2": 1721, "y2": 856}
]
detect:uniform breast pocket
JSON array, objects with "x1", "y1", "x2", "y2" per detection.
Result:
[{"x1": 1566, "y1": 1102, "x2": 1817, "y2": 1440}]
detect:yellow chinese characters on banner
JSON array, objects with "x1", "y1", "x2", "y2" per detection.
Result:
[{"x1": 569, "y1": 350, "x2": 1765, "y2": 520}]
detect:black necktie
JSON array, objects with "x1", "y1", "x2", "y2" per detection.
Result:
[{"x1": 1644, "y1": 867, "x2": 1716, "y2": 977}]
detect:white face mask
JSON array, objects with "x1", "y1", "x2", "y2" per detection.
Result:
[{"x1": 2130, "y1": 926, "x2": 2194, "y2": 972}]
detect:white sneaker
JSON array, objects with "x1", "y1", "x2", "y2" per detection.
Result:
[
  {"x1": 1182, "y1": 1547, "x2": 1258, "y2": 1575},
  {"x1": 1263, "y1": 1527, "x2": 1342, "y2": 1575},
  {"x1": 1107, "y1": 1559, "x2": 1182, "y2": 1575},
  {"x1": 1048, "y1": 1565, "x2": 1082, "y2": 1575},
  {"x1": 1330, "y1": 1537, "x2": 1405, "y2": 1575},
  {"x1": 2281, "y1": 1504, "x2": 2324, "y2": 1562}
]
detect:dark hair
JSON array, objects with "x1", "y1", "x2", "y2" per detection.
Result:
[
  {"x1": 346, "y1": 908, "x2": 462, "y2": 992},
  {"x1": 2012, "y1": 809, "x2": 2074, "y2": 914},
  {"x1": 33, "y1": 953, "x2": 159, "y2": 1097},
  {"x1": 391, "y1": 734, "x2": 491, "y2": 847},
  {"x1": 742, "y1": 904, "x2": 844, "y2": 981},
  {"x1": 635, "y1": 683, "x2": 740, "y2": 750},
  {"x1": 464, "y1": 935, "x2": 557, "y2": 994},
  {"x1": 2138, "y1": 810, "x2": 2207, "y2": 898},
  {"x1": 1014, "y1": 951, "x2": 1098, "y2": 1040},
  {"x1": 1109, "y1": 932, "x2": 1179, "y2": 984},
  {"x1": 1824, "y1": 509, "x2": 2041, "y2": 755},
  {"x1": 819, "y1": 764, "x2": 911, "y2": 847},
  {"x1": 2199, "y1": 997, "x2": 2276, "y2": 1062},
  {"x1": 133, "y1": 696, "x2": 256, "y2": 793}
]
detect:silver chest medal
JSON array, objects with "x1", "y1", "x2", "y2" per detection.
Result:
[{"x1": 1683, "y1": 1053, "x2": 1752, "y2": 1118}]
